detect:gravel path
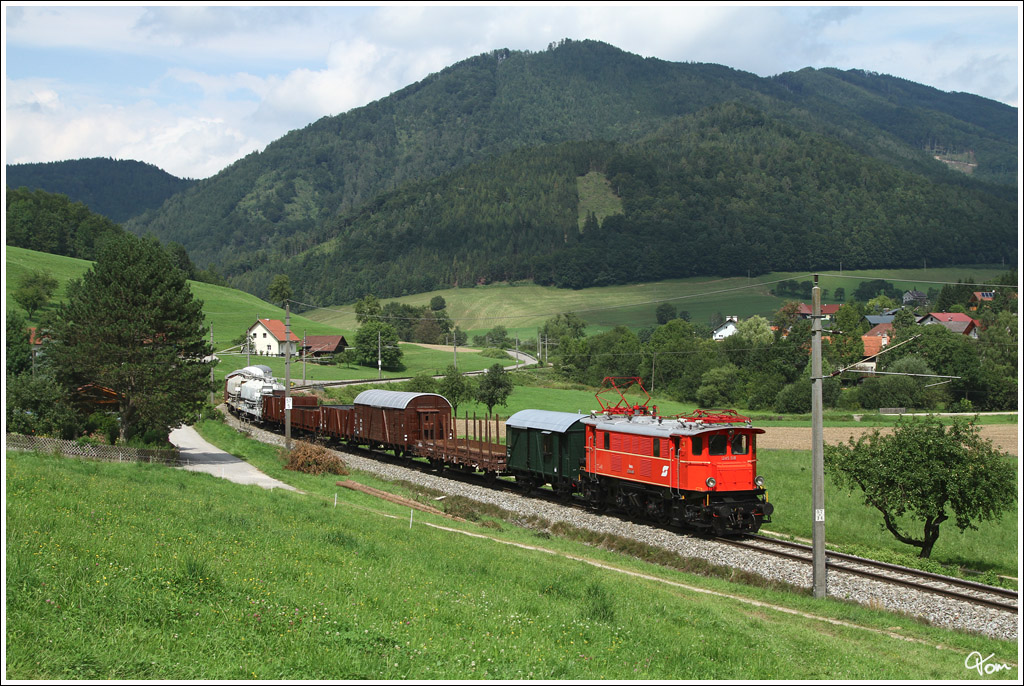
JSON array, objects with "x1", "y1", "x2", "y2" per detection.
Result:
[{"x1": 223, "y1": 412, "x2": 1017, "y2": 642}]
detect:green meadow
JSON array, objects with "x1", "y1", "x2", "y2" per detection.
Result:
[{"x1": 6, "y1": 447, "x2": 1017, "y2": 680}]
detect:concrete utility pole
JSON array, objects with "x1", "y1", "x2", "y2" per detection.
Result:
[
  {"x1": 285, "y1": 302, "x2": 292, "y2": 452},
  {"x1": 811, "y1": 274, "x2": 826, "y2": 599},
  {"x1": 209, "y1": 326, "x2": 215, "y2": 405},
  {"x1": 378, "y1": 329, "x2": 382, "y2": 380}
]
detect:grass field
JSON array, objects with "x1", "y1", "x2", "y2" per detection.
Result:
[
  {"x1": 8, "y1": 244, "x2": 1010, "y2": 346},
  {"x1": 6, "y1": 447, "x2": 1017, "y2": 680},
  {"x1": 301, "y1": 266, "x2": 1014, "y2": 340}
]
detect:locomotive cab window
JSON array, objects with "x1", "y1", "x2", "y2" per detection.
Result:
[
  {"x1": 652, "y1": 438, "x2": 660, "y2": 458},
  {"x1": 731, "y1": 433, "x2": 749, "y2": 455},
  {"x1": 691, "y1": 436, "x2": 703, "y2": 455},
  {"x1": 603, "y1": 432, "x2": 610, "y2": 450},
  {"x1": 708, "y1": 434, "x2": 728, "y2": 456}
]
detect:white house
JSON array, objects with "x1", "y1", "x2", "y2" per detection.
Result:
[
  {"x1": 246, "y1": 319, "x2": 300, "y2": 356},
  {"x1": 712, "y1": 316, "x2": 739, "y2": 341}
]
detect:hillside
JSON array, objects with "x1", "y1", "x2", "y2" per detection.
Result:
[
  {"x1": 118, "y1": 40, "x2": 1017, "y2": 304},
  {"x1": 6, "y1": 157, "x2": 196, "y2": 223},
  {"x1": 231, "y1": 105, "x2": 1017, "y2": 304}
]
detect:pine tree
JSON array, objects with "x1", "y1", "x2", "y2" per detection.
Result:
[{"x1": 44, "y1": 234, "x2": 213, "y2": 443}]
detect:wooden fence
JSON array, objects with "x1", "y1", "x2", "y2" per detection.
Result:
[{"x1": 5, "y1": 434, "x2": 180, "y2": 465}]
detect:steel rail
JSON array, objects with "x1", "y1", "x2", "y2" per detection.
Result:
[{"x1": 715, "y1": 535, "x2": 1018, "y2": 614}]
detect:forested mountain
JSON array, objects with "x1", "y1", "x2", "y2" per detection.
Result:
[
  {"x1": 106, "y1": 41, "x2": 1017, "y2": 302},
  {"x1": 5, "y1": 187, "x2": 126, "y2": 260},
  {"x1": 228, "y1": 103, "x2": 1016, "y2": 305},
  {"x1": 6, "y1": 158, "x2": 196, "y2": 223}
]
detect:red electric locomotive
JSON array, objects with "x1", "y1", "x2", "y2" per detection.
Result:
[{"x1": 578, "y1": 378, "x2": 772, "y2": 534}]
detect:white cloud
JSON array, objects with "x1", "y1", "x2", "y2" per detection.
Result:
[{"x1": 4, "y1": 4, "x2": 1018, "y2": 179}]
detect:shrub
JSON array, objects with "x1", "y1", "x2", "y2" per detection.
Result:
[{"x1": 284, "y1": 441, "x2": 349, "y2": 476}]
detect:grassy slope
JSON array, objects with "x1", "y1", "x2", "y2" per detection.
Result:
[
  {"x1": 5, "y1": 247, "x2": 505, "y2": 382},
  {"x1": 6, "y1": 448, "x2": 1016, "y2": 680},
  {"x1": 303, "y1": 266, "x2": 1013, "y2": 340}
]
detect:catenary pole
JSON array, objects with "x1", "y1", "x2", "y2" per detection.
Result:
[
  {"x1": 285, "y1": 302, "x2": 292, "y2": 452},
  {"x1": 811, "y1": 274, "x2": 826, "y2": 598}
]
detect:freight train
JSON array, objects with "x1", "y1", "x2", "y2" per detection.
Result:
[{"x1": 224, "y1": 367, "x2": 773, "y2": 535}]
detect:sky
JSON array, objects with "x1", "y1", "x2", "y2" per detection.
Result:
[{"x1": 3, "y1": 2, "x2": 1021, "y2": 180}]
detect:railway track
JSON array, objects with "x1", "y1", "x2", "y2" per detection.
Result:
[
  {"x1": 341, "y1": 439, "x2": 1020, "y2": 615},
  {"x1": 715, "y1": 534, "x2": 1019, "y2": 614}
]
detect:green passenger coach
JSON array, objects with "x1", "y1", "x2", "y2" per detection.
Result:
[{"x1": 505, "y1": 409, "x2": 588, "y2": 497}]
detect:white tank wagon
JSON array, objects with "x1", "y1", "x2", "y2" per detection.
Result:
[{"x1": 224, "y1": 365, "x2": 284, "y2": 419}]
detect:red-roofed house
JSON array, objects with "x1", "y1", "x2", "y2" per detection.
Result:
[
  {"x1": 917, "y1": 312, "x2": 980, "y2": 339},
  {"x1": 968, "y1": 291, "x2": 995, "y2": 311},
  {"x1": 247, "y1": 319, "x2": 300, "y2": 356},
  {"x1": 861, "y1": 323, "x2": 893, "y2": 358},
  {"x1": 303, "y1": 334, "x2": 350, "y2": 357},
  {"x1": 796, "y1": 303, "x2": 842, "y2": 320}
]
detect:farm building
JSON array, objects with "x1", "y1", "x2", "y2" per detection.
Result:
[
  {"x1": 302, "y1": 335, "x2": 349, "y2": 357},
  {"x1": 246, "y1": 319, "x2": 300, "y2": 356}
]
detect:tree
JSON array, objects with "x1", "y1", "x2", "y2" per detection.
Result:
[
  {"x1": 7, "y1": 310, "x2": 34, "y2": 376},
  {"x1": 43, "y1": 234, "x2": 213, "y2": 442},
  {"x1": 475, "y1": 364, "x2": 513, "y2": 416},
  {"x1": 824, "y1": 416, "x2": 1016, "y2": 558},
  {"x1": 13, "y1": 270, "x2": 59, "y2": 320},
  {"x1": 655, "y1": 303, "x2": 676, "y2": 325},
  {"x1": 438, "y1": 365, "x2": 472, "y2": 415},
  {"x1": 268, "y1": 274, "x2": 293, "y2": 305},
  {"x1": 354, "y1": 295, "x2": 382, "y2": 324},
  {"x1": 353, "y1": 320, "x2": 403, "y2": 369},
  {"x1": 6, "y1": 371, "x2": 81, "y2": 439},
  {"x1": 164, "y1": 242, "x2": 196, "y2": 280},
  {"x1": 735, "y1": 315, "x2": 772, "y2": 346},
  {"x1": 429, "y1": 295, "x2": 447, "y2": 311},
  {"x1": 695, "y1": 364, "x2": 740, "y2": 408}
]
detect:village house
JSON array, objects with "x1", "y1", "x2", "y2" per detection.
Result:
[
  {"x1": 246, "y1": 318, "x2": 300, "y2": 356},
  {"x1": 796, "y1": 303, "x2": 842, "y2": 321},
  {"x1": 968, "y1": 291, "x2": 995, "y2": 311},
  {"x1": 861, "y1": 322, "x2": 893, "y2": 358},
  {"x1": 902, "y1": 290, "x2": 929, "y2": 307},
  {"x1": 712, "y1": 316, "x2": 739, "y2": 341},
  {"x1": 917, "y1": 312, "x2": 980, "y2": 339},
  {"x1": 302, "y1": 334, "x2": 349, "y2": 358}
]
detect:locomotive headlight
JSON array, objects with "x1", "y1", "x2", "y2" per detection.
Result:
[
  {"x1": 755, "y1": 475, "x2": 765, "y2": 487},
  {"x1": 706, "y1": 477, "x2": 716, "y2": 488}
]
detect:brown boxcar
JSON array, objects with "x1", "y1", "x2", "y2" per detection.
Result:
[
  {"x1": 322, "y1": 405, "x2": 355, "y2": 442},
  {"x1": 352, "y1": 390, "x2": 452, "y2": 455},
  {"x1": 262, "y1": 393, "x2": 320, "y2": 427}
]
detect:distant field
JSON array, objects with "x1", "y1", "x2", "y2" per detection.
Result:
[
  {"x1": 302, "y1": 266, "x2": 1013, "y2": 339},
  {"x1": 7, "y1": 246, "x2": 1012, "y2": 365}
]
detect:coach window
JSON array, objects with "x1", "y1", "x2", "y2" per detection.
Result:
[
  {"x1": 731, "y1": 433, "x2": 749, "y2": 455},
  {"x1": 709, "y1": 434, "x2": 728, "y2": 455},
  {"x1": 691, "y1": 436, "x2": 703, "y2": 456}
]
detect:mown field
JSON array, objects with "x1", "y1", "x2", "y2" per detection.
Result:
[
  {"x1": 6, "y1": 448, "x2": 1017, "y2": 680},
  {"x1": 301, "y1": 266, "x2": 1013, "y2": 340},
  {"x1": 7, "y1": 245, "x2": 1011, "y2": 370}
]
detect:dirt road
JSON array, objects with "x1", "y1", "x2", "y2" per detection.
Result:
[{"x1": 759, "y1": 424, "x2": 1019, "y2": 456}]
